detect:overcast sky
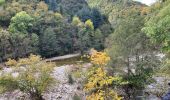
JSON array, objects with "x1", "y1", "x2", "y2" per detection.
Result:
[{"x1": 134, "y1": 0, "x2": 156, "y2": 5}]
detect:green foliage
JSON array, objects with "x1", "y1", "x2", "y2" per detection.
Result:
[
  {"x1": 72, "y1": 16, "x2": 82, "y2": 26},
  {"x1": 73, "y1": 72, "x2": 81, "y2": 79},
  {"x1": 9, "y1": 11, "x2": 34, "y2": 34},
  {"x1": 40, "y1": 27, "x2": 58, "y2": 57},
  {"x1": 142, "y1": 1, "x2": 170, "y2": 52},
  {"x1": 106, "y1": 6, "x2": 147, "y2": 65},
  {"x1": 73, "y1": 94, "x2": 81, "y2": 100},
  {"x1": 0, "y1": 0, "x2": 168, "y2": 99},
  {"x1": 160, "y1": 59, "x2": 170, "y2": 76},
  {"x1": 0, "y1": 0, "x2": 109, "y2": 59},
  {"x1": 87, "y1": 0, "x2": 116, "y2": 15},
  {"x1": 0, "y1": 0, "x2": 5, "y2": 5},
  {"x1": 126, "y1": 65, "x2": 155, "y2": 89},
  {"x1": 0, "y1": 29, "x2": 10, "y2": 60},
  {"x1": 92, "y1": 29, "x2": 104, "y2": 50},
  {"x1": 77, "y1": 27, "x2": 91, "y2": 53},
  {"x1": 106, "y1": 4, "x2": 160, "y2": 99},
  {"x1": 59, "y1": 0, "x2": 87, "y2": 15},
  {"x1": 76, "y1": 8, "x2": 104, "y2": 29},
  {"x1": 85, "y1": 19, "x2": 94, "y2": 30},
  {"x1": 0, "y1": 27, "x2": 39, "y2": 60},
  {"x1": 44, "y1": 0, "x2": 57, "y2": 11},
  {"x1": 0, "y1": 75, "x2": 18, "y2": 93},
  {"x1": 68, "y1": 74, "x2": 74, "y2": 84},
  {"x1": 54, "y1": 12, "x2": 63, "y2": 19}
]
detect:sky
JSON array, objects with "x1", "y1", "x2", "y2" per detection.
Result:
[{"x1": 134, "y1": 0, "x2": 156, "y2": 5}]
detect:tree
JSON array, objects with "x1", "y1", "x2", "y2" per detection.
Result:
[
  {"x1": 76, "y1": 8, "x2": 104, "y2": 29},
  {"x1": 9, "y1": 32, "x2": 39, "y2": 58},
  {"x1": 84, "y1": 50, "x2": 124, "y2": 100},
  {"x1": 36, "y1": 1, "x2": 48, "y2": 13},
  {"x1": 59, "y1": 0, "x2": 87, "y2": 16},
  {"x1": 44, "y1": 0, "x2": 57, "y2": 11},
  {"x1": 72, "y1": 16, "x2": 82, "y2": 26},
  {"x1": 0, "y1": 0, "x2": 5, "y2": 5},
  {"x1": 8, "y1": 11, "x2": 39, "y2": 58},
  {"x1": 91, "y1": 8, "x2": 104, "y2": 29},
  {"x1": 40, "y1": 27, "x2": 58, "y2": 57},
  {"x1": 87, "y1": 0, "x2": 116, "y2": 15},
  {"x1": 0, "y1": 1, "x2": 36, "y2": 27},
  {"x1": 76, "y1": 7, "x2": 92, "y2": 22},
  {"x1": 106, "y1": 6, "x2": 160, "y2": 99},
  {"x1": 0, "y1": 29, "x2": 11, "y2": 61},
  {"x1": 9, "y1": 11, "x2": 34, "y2": 34},
  {"x1": 142, "y1": 1, "x2": 170, "y2": 53},
  {"x1": 85, "y1": 19, "x2": 94, "y2": 30},
  {"x1": 93, "y1": 29, "x2": 104, "y2": 50},
  {"x1": 76, "y1": 19, "x2": 95, "y2": 53},
  {"x1": 0, "y1": 0, "x2": 111, "y2": 59}
]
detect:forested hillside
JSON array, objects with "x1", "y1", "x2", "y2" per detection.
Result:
[
  {"x1": 0, "y1": 0, "x2": 170, "y2": 100},
  {"x1": 0, "y1": 0, "x2": 111, "y2": 60},
  {"x1": 0, "y1": 0, "x2": 147, "y2": 61}
]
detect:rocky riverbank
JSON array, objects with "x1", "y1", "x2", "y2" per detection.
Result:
[{"x1": 0, "y1": 63, "x2": 92, "y2": 100}]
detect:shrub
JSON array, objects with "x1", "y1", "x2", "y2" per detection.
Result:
[
  {"x1": 0, "y1": 0, "x2": 5, "y2": 6},
  {"x1": 84, "y1": 50, "x2": 124, "y2": 100},
  {"x1": 5, "y1": 58, "x2": 17, "y2": 66},
  {"x1": 68, "y1": 74, "x2": 74, "y2": 84},
  {"x1": 72, "y1": 71, "x2": 81, "y2": 79},
  {"x1": 73, "y1": 94, "x2": 81, "y2": 100},
  {"x1": 0, "y1": 74, "x2": 18, "y2": 93},
  {"x1": 0, "y1": 54, "x2": 55, "y2": 100}
]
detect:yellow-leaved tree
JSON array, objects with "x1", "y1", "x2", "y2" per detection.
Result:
[{"x1": 84, "y1": 49, "x2": 124, "y2": 100}]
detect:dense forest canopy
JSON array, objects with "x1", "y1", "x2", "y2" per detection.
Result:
[
  {"x1": 0, "y1": 0, "x2": 170, "y2": 100},
  {"x1": 0, "y1": 0, "x2": 148, "y2": 61},
  {"x1": 0, "y1": 0, "x2": 108, "y2": 60}
]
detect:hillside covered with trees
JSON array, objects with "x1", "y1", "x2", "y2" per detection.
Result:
[{"x1": 0, "y1": 0, "x2": 170, "y2": 100}]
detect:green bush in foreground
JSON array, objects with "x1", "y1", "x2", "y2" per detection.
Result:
[
  {"x1": 0, "y1": 54, "x2": 55, "y2": 100},
  {"x1": 0, "y1": 0, "x2": 5, "y2": 6}
]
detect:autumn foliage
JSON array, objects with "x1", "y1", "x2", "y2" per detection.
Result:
[
  {"x1": 1, "y1": 54, "x2": 55, "y2": 100},
  {"x1": 84, "y1": 50, "x2": 122, "y2": 100},
  {"x1": 90, "y1": 49, "x2": 110, "y2": 66}
]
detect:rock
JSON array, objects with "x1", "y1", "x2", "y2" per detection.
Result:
[
  {"x1": 3, "y1": 68, "x2": 13, "y2": 74},
  {"x1": 146, "y1": 94, "x2": 161, "y2": 100},
  {"x1": 145, "y1": 77, "x2": 169, "y2": 100},
  {"x1": 0, "y1": 90, "x2": 30, "y2": 100},
  {"x1": 43, "y1": 65, "x2": 85, "y2": 100},
  {"x1": 12, "y1": 72, "x2": 19, "y2": 78}
]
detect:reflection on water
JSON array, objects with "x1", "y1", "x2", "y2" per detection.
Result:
[{"x1": 55, "y1": 56, "x2": 89, "y2": 66}]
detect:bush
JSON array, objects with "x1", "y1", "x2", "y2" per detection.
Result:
[
  {"x1": 5, "y1": 58, "x2": 17, "y2": 66},
  {"x1": 0, "y1": 54, "x2": 55, "y2": 100},
  {"x1": 84, "y1": 50, "x2": 124, "y2": 100},
  {"x1": 0, "y1": 0, "x2": 5, "y2": 6},
  {"x1": 73, "y1": 94, "x2": 81, "y2": 100},
  {"x1": 68, "y1": 74, "x2": 74, "y2": 84}
]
